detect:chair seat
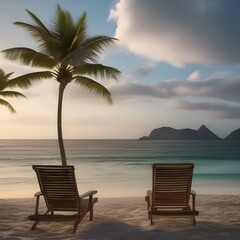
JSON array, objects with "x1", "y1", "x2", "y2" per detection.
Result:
[
  {"x1": 29, "y1": 214, "x2": 79, "y2": 221},
  {"x1": 150, "y1": 210, "x2": 199, "y2": 216}
]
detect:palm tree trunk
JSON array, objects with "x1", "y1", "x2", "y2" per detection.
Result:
[{"x1": 57, "y1": 83, "x2": 67, "y2": 166}]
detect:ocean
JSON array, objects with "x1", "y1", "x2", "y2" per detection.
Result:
[{"x1": 0, "y1": 139, "x2": 240, "y2": 198}]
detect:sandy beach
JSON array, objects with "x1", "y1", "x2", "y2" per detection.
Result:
[{"x1": 0, "y1": 195, "x2": 240, "y2": 239}]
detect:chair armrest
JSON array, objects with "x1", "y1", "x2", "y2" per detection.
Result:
[
  {"x1": 190, "y1": 189, "x2": 197, "y2": 211},
  {"x1": 191, "y1": 189, "x2": 197, "y2": 196},
  {"x1": 146, "y1": 190, "x2": 152, "y2": 196},
  {"x1": 34, "y1": 191, "x2": 43, "y2": 197},
  {"x1": 145, "y1": 190, "x2": 152, "y2": 210},
  {"x1": 33, "y1": 191, "x2": 42, "y2": 215},
  {"x1": 79, "y1": 190, "x2": 97, "y2": 199}
]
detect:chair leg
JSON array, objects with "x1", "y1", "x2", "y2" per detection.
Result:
[
  {"x1": 90, "y1": 203, "x2": 93, "y2": 221},
  {"x1": 146, "y1": 196, "x2": 151, "y2": 220},
  {"x1": 87, "y1": 196, "x2": 94, "y2": 221},
  {"x1": 73, "y1": 213, "x2": 87, "y2": 234},
  {"x1": 193, "y1": 215, "x2": 196, "y2": 225},
  {"x1": 31, "y1": 220, "x2": 40, "y2": 230},
  {"x1": 31, "y1": 194, "x2": 41, "y2": 230},
  {"x1": 73, "y1": 220, "x2": 79, "y2": 234},
  {"x1": 191, "y1": 192, "x2": 197, "y2": 225}
]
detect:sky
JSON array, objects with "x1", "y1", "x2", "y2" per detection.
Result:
[{"x1": 0, "y1": 0, "x2": 240, "y2": 139}]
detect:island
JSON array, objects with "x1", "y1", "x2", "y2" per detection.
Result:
[
  {"x1": 139, "y1": 125, "x2": 221, "y2": 140},
  {"x1": 225, "y1": 128, "x2": 240, "y2": 140}
]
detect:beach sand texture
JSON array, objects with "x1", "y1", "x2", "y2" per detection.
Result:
[{"x1": 0, "y1": 195, "x2": 240, "y2": 239}]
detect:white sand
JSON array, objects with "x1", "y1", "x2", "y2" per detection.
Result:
[{"x1": 0, "y1": 195, "x2": 240, "y2": 239}]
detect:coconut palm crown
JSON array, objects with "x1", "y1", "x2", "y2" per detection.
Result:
[
  {"x1": 2, "y1": 5, "x2": 120, "y2": 166},
  {"x1": 0, "y1": 68, "x2": 26, "y2": 113}
]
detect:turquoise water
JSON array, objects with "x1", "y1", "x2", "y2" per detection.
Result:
[{"x1": 0, "y1": 139, "x2": 240, "y2": 198}]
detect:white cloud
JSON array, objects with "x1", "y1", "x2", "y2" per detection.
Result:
[
  {"x1": 187, "y1": 70, "x2": 201, "y2": 82},
  {"x1": 110, "y1": 0, "x2": 240, "y2": 67}
]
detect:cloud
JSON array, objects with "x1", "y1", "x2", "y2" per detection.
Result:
[
  {"x1": 134, "y1": 63, "x2": 156, "y2": 76},
  {"x1": 111, "y1": 74, "x2": 240, "y2": 102},
  {"x1": 109, "y1": 0, "x2": 240, "y2": 67},
  {"x1": 109, "y1": 73, "x2": 240, "y2": 118},
  {"x1": 187, "y1": 70, "x2": 201, "y2": 82},
  {"x1": 169, "y1": 100, "x2": 240, "y2": 119},
  {"x1": 110, "y1": 81, "x2": 177, "y2": 99}
]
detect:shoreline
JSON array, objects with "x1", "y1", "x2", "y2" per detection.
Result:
[
  {"x1": 1, "y1": 195, "x2": 240, "y2": 239},
  {"x1": 2, "y1": 179, "x2": 240, "y2": 198}
]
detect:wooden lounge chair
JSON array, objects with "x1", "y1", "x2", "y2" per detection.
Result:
[
  {"x1": 29, "y1": 165, "x2": 98, "y2": 233},
  {"x1": 145, "y1": 163, "x2": 199, "y2": 225}
]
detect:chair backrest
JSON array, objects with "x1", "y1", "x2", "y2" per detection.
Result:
[
  {"x1": 33, "y1": 165, "x2": 79, "y2": 211},
  {"x1": 152, "y1": 163, "x2": 194, "y2": 209}
]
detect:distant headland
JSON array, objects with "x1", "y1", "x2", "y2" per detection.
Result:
[{"x1": 139, "y1": 125, "x2": 240, "y2": 140}]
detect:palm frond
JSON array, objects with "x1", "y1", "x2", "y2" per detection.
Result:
[
  {"x1": 74, "y1": 76, "x2": 112, "y2": 104},
  {"x1": 73, "y1": 64, "x2": 120, "y2": 80},
  {"x1": 54, "y1": 4, "x2": 75, "y2": 33},
  {"x1": 2, "y1": 72, "x2": 14, "y2": 80},
  {"x1": 14, "y1": 10, "x2": 63, "y2": 57},
  {"x1": 14, "y1": 22, "x2": 59, "y2": 55},
  {"x1": 61, "y1": 46, "x2": 88, "y2": 65},
  {"x1": 82, "y1": 36, "x2": 118, "y2": 62},
  {"x1": 70, "y1": 12, "x2": 87, "y2": 50},
  {"x1": 7, "y1": 71, "x2": 53, "y2": 88},
  {"x1": 0, "y1": 91, "x2": 26, "y2": 98},
  {"x1": 0, "y1": 69, "x2": 5, "y2": 77},
  {"x1": 39, "y1": 35, "x2": 62, "y2": 59},
  {"x1": 14, "y1": 22, "x2": 50, "y2": 41},
  {"x1": 62, "y1": 36, "x2": 118, "y2": 65},
  {"x1": 51, "y1": 5, "x2": 77, "y2": 58},
  {"x1": 25, "y1": 9, "x2": 52, "y2": 36},
  {"x1": 0, "y1": 69, "x2": 13, "y2": 80},
  {"x1": 2, "y1": 48, "x2": 56, "y2": 68},
  {"x1": 0, "y1": 99, "x2": 16, "y2": 113},
  {"x1": 0, "y1": 69, "x2": 13, "y2": 90}
]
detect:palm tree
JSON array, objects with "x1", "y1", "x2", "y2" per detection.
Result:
[
  {"x1": 2, "y1": 5, "x2": 120, "y2": 166},
  {"x1": 0, "y1": 68, "x2": 26, "y2": 113}
]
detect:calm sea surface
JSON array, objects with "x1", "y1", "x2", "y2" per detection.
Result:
[{"x1": 0, "y1": 139, "x2": 240, "y2": 198}]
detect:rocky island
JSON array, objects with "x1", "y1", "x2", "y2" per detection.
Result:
[
  {"x1": 225, "y1": 128, "x2": 240, "y2": 140},
  {"x1": 139, "y1": 125, "x2": 221, "y2": 140}
]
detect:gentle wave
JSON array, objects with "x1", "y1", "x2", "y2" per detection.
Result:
[{"x1": 0, "y1": 139, "x2": 240, "y2": 198}]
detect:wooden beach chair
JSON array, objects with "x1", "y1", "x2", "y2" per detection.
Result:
[
  {"x1": 145, "y1": 163, "x2": 199, "y2": 225},
  {"x1": 29, "y1": 165, "x2": 98, "y2": 233}
]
